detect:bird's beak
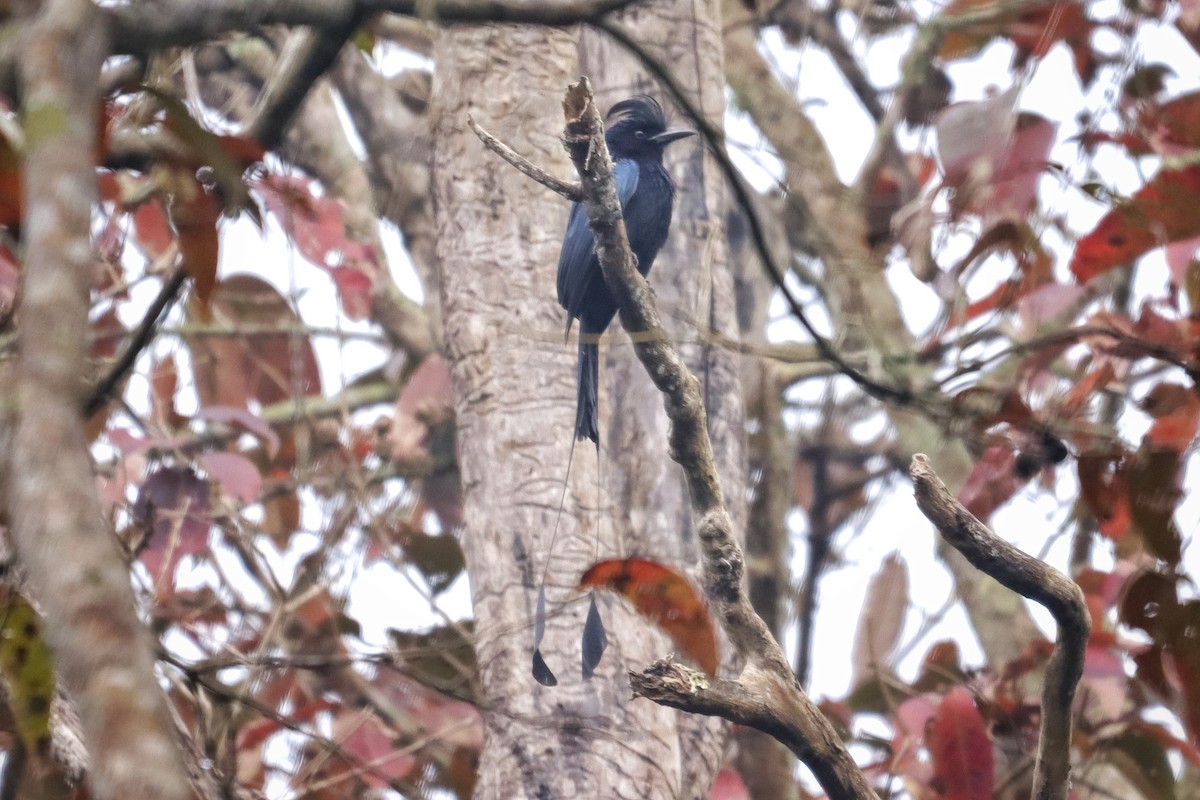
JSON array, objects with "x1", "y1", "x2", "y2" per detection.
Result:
[{"x1": 651, "y1": 128, "x2": 695, "y2": 146}]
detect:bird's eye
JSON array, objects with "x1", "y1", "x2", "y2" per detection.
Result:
[{"x1": 635, "y1": 130, "x2": 646, "y2": 139}]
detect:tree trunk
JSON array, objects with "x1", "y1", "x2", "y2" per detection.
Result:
[
  {"x1": 434, "y1": 8, "x2": 743, "y2": 795},
  {"x1": 578, "y1": 0, "x2": 741, "y2": 793}
]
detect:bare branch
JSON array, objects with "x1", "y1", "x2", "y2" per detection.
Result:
[
  {"x1": 468, "y1": 115, "x2": 581, "y2": 202},
  {"x1": 560, "y1": 77, "x2": 879, "y2": 800},
  {"x1": 909, "y1": 454, "x2": 1089, "y2": 800},
  {"x1": 594, "y1": 18, "x2": 913, "y2": 409},
  {"x1": 86, "y1": 266, "x2": 188, "y2": 418},
  {"x1": 247, "y1": 20, "x2": 365, "y2": 150}
]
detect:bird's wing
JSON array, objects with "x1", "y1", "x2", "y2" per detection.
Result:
[
  {"x1": 614, "y1": 159, "x2": 641, "y2": 204},
  {"x1": 556, "y1": 201, "x2": 592, "y2": 315},
  {"x1": 555, "y1": 161, "x2": 641, "y2": 318}
]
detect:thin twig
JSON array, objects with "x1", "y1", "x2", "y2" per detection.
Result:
[
  {"x1": 591, "y1": 18, "x2": 914, "y2": 409},
  {"x1": 467, "y1": 115, "x2": 581, "y2": 202},
  {"x1": 85, "y1": 266, "x2": 188, "y2": 417}
]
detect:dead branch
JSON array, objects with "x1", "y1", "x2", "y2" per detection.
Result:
[
  {"x1": 909, "y1": 454, "x2": 1089, "y2": 800},
  {"x1": 469, "y1": 115, "x2": 581, "y2": 202},
  {"x1": 558, "y1": 76, "x2": 879, "y2": 800}
]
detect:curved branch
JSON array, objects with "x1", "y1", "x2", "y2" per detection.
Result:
[
  {"x1": 909, "y1": 454, "x2": 1089, "y2": 800},
  {"x1": 560, "y1": 77, "x2": 879, "y2": 800},
  {"x1": 107, "y1": 0, "x2": 648, "y2": 53}
]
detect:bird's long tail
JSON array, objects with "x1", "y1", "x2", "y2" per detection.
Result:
[{"x1": 575, "y1": 339, "x2": 599, "y2": 443}]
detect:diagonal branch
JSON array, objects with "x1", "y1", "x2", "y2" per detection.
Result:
[
  {"x1": 559, "y1": 76, "x2": 879, "y2": 800},
  {"x1": 909, "y1": 454, "x2": 1088, "y2": 800},
  {"x1": 246, "y1": 20, "x2": 366, "y2": 150},
  {"x1": 468, "y1": 115, "x2": 581, "y2": 202}
]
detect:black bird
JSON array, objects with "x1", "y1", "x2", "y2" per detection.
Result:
[{"x1": 557, "y1": 96, "x2": 694, "y2": 443}]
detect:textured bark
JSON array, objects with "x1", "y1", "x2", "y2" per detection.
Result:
[
  {"x1": 434, "y1": 27, "x2": 631, "y2": 800},
  {"x1": 434, "y1": 16, "x2": 742, "y2": 797},
  {"x1": 578, "y1": 0, "x2": 742, "y2": 792},
  {"x1": 3, "y1": 3, "x2": 192, "y2": 799}
]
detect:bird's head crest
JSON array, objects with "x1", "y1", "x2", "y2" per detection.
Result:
[
  {"x1": 603, "y1": 95, "x2": 692, "y2": 159},
  {"x1": 606, "y1": 95, "x2": 668, "y2": 131}
]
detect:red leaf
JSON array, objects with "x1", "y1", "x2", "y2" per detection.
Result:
[
  {"x1": 892, "y1": 694, "x2": 937, "y2": 783},
  {"x1": 1071, "y1": 165, "x2": 1200, "y2": 282},
  {"x1": 132, "y1": 466, "x2": 212, "y2": 582},
  {"x1": 958, "y1": 447, "x2": 1024, "y2": 520},
  {"x1": 579, "y1": 558, "x2": 719, "y2": 677},
  {"x1": 197, "y1": 451, "x2": 262, "y2": 504},
  {"x1": 390, "y1": 355, "x2": 455, "y2": 467},
  {"x1": 0, "y1": 127, "x2": 22, "y2": 230},
  {"x1": 256, "y1": 175, "x2": 379, "y2": 318},
  {"x1": 186, "y1": 275, "x2": 322, "y2": 408},
  {"x1": 257, "y1": 174, "x2": 345, "y2": 267},
  {"x1": 332, "y1": 712, "x2": 418, "y2": 789},
  {"x1": 928, "y1": 687, "x2": 994, "y2": 800},
  {"x1": 215, "y1": 134, "x2": 266, "y2": 168},
  {"x1": 1077, "y1": 451, "x2": 1131, "y2": 540},
  {"x1": 979, "y1": 114, "x2": 1058, "y2": 225},
  {"x1": 1140, "y1": 384, "x2": 1200, "y2": 450},
  {"x1": 130, "y1": 197, "x2": 174, "y2": 260},
  {"x1": 170, "y1": 182, "x2": 221, "y2": 311},
  {"x1": 709, "y1": 768, "x2": 750, "y2": 800},
  {"x1": 0, "y1": 243, "x2": 17, "y2": 318},
  {"x1": 329, "y1": 264, "x2": 374, "y2": 320},
  {"x1": 1142, "y1": 91, "x2": 1200, "y2": 153},
  {"x1": 149, "y1": 356, "x2": 183, "y2": 430}
]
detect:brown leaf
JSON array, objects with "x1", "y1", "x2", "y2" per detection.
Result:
[
  {"x1": 185, "y1": 275, "x2": 322, "y2": 408},
  {"x1": 850, "y1": 553, "x2": 908, "y2": 688}
]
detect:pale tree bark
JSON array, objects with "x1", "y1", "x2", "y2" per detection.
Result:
[
  {"x1": 2, "y1": 2, "x2": 192, "y2": 799},
  {"x1": 434, "y1": 17, "x2": 741, "y2": 799},
  {"x1": 578, "y1": 0, "x2": 742, "y2": 791}
]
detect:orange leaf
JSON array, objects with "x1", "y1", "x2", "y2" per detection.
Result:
[
  {"x1": 170, "y1": 181, "x2": 220, "y2": 311},
  {"x1": 1072, "y1": 165, "x2": 1200, "y2": 282},
  {"x1": 579, "y1": 558, "x2": 719, "y2": 677}
]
